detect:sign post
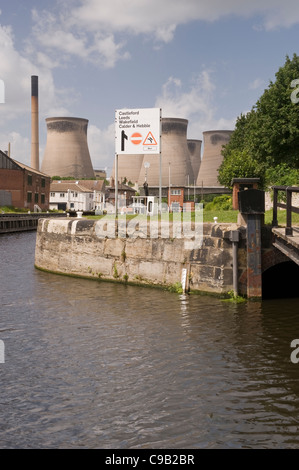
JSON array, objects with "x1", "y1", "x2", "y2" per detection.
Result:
[{"x1": 115, "y1": 108, "x2": 162, "y2": 214}]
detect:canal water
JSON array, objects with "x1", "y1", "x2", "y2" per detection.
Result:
[{"x1": 1, "y1": 231, "x2": 299, "y2": 449}]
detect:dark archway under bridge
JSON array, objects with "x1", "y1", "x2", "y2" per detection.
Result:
[{"x1": 262, "y1": 260, "x2": 299, "y2": 299}]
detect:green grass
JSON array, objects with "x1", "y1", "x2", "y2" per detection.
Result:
[
  {"x1": 202, "y1": 210, "x2": 237, "y2": 223},
  {"x1": 83, "y1": 209, "x2": 299, "y2": 226},
  {"x1": 0, "y1": 205, "x2": 28, "y2": 213}
]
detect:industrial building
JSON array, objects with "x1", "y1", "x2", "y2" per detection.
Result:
[
  {"x1": 41, "y1": 117, "x2": 95, "y2": 179},
  {"x1": 112, "y1": 117, "x2": 232, "y2": 191},
  {"x1": 196, "y1": 130, "x2": 233, "y2": 187},
  {"x1": 15, "y1": 75, "x2": 233, "y2": 200}
]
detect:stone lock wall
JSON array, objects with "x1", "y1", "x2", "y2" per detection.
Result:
[{"x1": 35, "y1": 218, "x2": 248, "y2": 295}]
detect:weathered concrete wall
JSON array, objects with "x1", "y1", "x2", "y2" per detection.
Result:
[{"x1": 35, "y1": 218, "x2": 249, "y2": 295}]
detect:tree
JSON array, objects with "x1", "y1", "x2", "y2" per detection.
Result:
[
  {"x1": 218, "y1": 149, "x2": 265, "y2": 189},
  {"x1": 219, "y1": 54, "x2": 299, "y2": 188}
]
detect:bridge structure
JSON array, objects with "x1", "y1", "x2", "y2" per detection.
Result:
[
  {"x1": 230, "y1": 185, "x2": 299, "y2": 299},
  {"x1": 271, "y1": 186, "x2": 299, "y2": 266}
]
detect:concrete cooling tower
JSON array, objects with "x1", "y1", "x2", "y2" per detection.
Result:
[
  {"x1": 111, "y1": 153, "x2": 144, "y2": 184},
  {"x1": 187, "y1": 139, "x2": 202, "y2": 184},
  {"x1": 138, "y1": 118, "x2": 194, "y2": 187},
  {"x1": 196, "y1": 130, "x2": 233, "y2": 187},
  {"x1": 41, "y1": 117, "x2": 94, "y2": 178}
]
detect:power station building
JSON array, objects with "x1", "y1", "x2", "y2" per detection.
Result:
[
  {"x1": 196, "y1": 130, "x2": 233, "y2": 187},
  {"x1": 112, "y1": 117, "x2": 232, "y2": 190},
  {"x1": 41, "y1": 117, "x2": 95, "y2": 179},
  {"x1": 39, "y1": 112, "x2": 231, "y2": 191}
]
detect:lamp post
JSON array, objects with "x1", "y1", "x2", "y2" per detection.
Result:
[
  {"x1": 144, "y1": 161, "x2": 150, "y2": 183},
  {"x1": 168, "y1": 162, "x2": 171, "y2": 210}
]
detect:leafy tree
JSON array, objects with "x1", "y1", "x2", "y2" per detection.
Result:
[
  {"x1": 218, "y1": 149, "x2": 265, "y2": 189},
  {"x1": 265, "y1": 163, "x2": 299, "y2": 188},
  {"x1": 219, "y1": 54, "x2": 299, "y2": 188}
]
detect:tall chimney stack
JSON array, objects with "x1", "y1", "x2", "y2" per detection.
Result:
[{"x1": 31, "y1": 75, "x2": 39, "y2": 171}]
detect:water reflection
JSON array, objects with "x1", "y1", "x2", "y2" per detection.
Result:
[{"x1": 0, "y1": 232, "x2": 299, "y2": 448}]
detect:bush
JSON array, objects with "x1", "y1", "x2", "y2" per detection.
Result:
[{"x1": 204, "y1": 195, "x2": 233, "y2": 211}]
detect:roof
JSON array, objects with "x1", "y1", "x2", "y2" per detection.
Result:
[
  {"x1": 107, "y1": 183, "x2": 136, "y2": 192},
  {"x1": 13, "y1": 159, "x2": 50, "y2": 177},
  {"x1": 0, "y1": 150, "x2": 50, "y2": 177},
  {"x1": 50, "y1": 182, "x2": 94, "y2": 193},
  {"x1": 76, "y1": 180, "x2": 105, "y2": 191},
  {"x1": 50, "y1": 180, "x2": 106, "y2": 193}
]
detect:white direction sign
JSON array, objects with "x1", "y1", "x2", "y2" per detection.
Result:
[{"x1": 115, "y1": 108, "x2": 161, "y2": 155}]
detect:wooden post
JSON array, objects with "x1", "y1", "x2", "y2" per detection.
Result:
[
  {"x1": 286, "y1": 188, "x2": 293, "y2": 236},
  {"x1": 246, "y1": 214, "x2": 262, "y2": 299},
  {"x1": 272, "y1": 187, "x2": 278, "y2": 227}
]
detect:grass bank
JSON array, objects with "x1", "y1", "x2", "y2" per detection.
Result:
[{"x1": 84, "y1": 209, "x2": 299, "y2": 226}]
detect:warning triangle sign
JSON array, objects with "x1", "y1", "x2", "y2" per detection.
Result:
[{"x1": 143, "y1": 132, "x2": 157, "y2": 146}]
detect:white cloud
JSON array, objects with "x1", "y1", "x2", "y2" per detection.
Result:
[
  {"x1": 249, "y1": 78, "x2": 265, "y2": 90},
  {"x1": 155, "y1": 70, "x2": 236, "y2": 139},
  {"x1": 28, "y1": 1, "x2": 299, "y2": 70},
  {"x1": 91, "y1": 33, "x2": 130, "y2": 68},
  {"x1": 0, "y1": 20, "x2": 74, "y2": 165},
  {"x1": 32, "y1": 9, "x2": 88, "y2": 60},
  {"x1": 0, "y1": 131, "x2": 30, "y2": 166},
  {"x1": 70, "y1": 0, "x2": 299, "y2": 38},
  {"x1": 31, "y1": 7, "x2": 130, "y2": 69},
  {"x1": 0, "y1": 22, "x2": 70, "y2": 123},
  {"x1": 155, "y1": 70, "x2": 216, "y2": 122}
]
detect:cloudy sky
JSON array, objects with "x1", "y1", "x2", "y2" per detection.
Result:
[{"x1": 1, "y1": 0, "x2": 299, "y2": 175}]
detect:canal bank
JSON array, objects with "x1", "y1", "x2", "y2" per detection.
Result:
[
  {"x1": 34, "y1": 217, "x2": 247, "y2": 297},
  {"x1": 0, "y1": 213, "x2": 66, "y2": 234},
  {"x1": 35, "y1": 208, "x2": 299, "y2": 299}
]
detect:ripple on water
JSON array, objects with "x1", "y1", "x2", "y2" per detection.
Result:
[{"x1": 1, "y1": 232, "x2": 299, "y2": 448}]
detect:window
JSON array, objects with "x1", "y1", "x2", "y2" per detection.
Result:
[
  {"x1": 27, "y1": 174, "x2": 32, "y2": 186},
  {"x1": 50, "y1": 192, "x2": 55, "y2": 197},
  {"x1": 171, "y1": 189, "x2": 181, "y2": 196},
  {"x1": 41, "y1": 178, "x2": 46, "y2": 188},
  {"x1": 27, "y1": 192, "x2": 32, "y2": 203},
  {"x1": 41, "y1": 194, "x2": 45, "y2": 205},
  {"x1": 60, "y1": 193, "x2": 65, "y2": 198},
  {"x1": 35, "y1": 193, "x2": 39, "y2": 203}
]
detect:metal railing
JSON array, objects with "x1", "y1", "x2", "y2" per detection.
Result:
[{"x1": 272, "y1": 185, "x2": 299, "y2": 236}]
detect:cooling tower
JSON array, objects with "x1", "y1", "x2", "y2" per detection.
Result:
[
  {"x1": 31, "y1": 76, "x2": 39, "y2": 171},
  {"x1": 196, "y1": 130, "x2": 233, "y2": 187},
  {"x1": 187, "y1": 139, "x2": 202, "y2": 183},
  {"x1": 41, "y1": 117, "x2": 94, "y2": 178},
  {"x1": 138, "y1": 118, "x2": 194, "y2": 187},
  {"x1": 111, "y1": 153, "x2": 144, "y2": 184}
]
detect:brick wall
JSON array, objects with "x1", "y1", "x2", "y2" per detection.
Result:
[
  {"x1": 0, "y1": 169, "x2": 24, "y2": 208},
  {"x1": 0, "y1": 168, "x2": 50, "y2": 211},
  {"x1": 169, "y1": 187, "x2": 184, "y2": 210}
]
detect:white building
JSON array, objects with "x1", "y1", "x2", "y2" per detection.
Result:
[{"x1": 50, "y1": 180, "x2": 105, "y2": 212}]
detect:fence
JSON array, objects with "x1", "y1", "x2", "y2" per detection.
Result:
[{"x1": 272, "y1": 185, "x2": 299, "y2": 236}]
